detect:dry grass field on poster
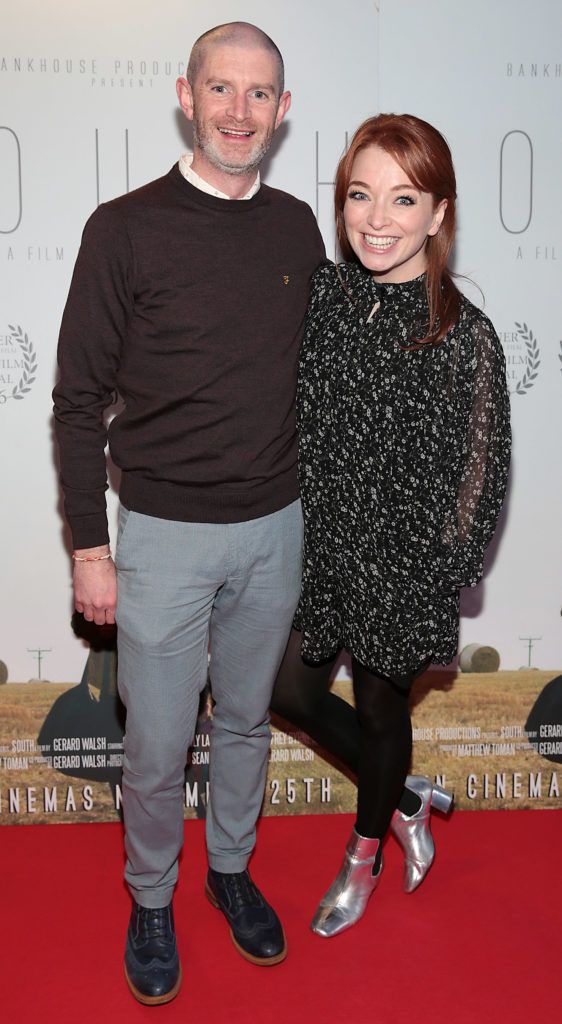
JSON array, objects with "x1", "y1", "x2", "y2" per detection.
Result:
[
  {"x1": 266, "y1": 669, "x2": 562, "y2": 813},
  {"x1": 1, "y1": 670, "x2": 560, "y2": 824},
  {"x1": 0, "y1": 683, "x2": 120, "y2": 824},
  {"x1": 408, "y1": 669, "x2": 561, "y2": 809}
]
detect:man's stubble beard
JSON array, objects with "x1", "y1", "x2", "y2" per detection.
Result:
[{"x1": 192, "y1": 115, "x2": 275, "y2": 177}]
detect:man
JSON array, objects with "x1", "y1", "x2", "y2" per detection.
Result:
[{"x1": 53, "y1": 20, "x2": 325, "y2": 1005}]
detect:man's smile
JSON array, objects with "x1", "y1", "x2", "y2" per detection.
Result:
[{"x1": 217, "y1": 126, "x2": 255, "y2": 138}]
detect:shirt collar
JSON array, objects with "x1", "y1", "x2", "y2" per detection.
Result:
[{"x1": 178, "y1": 154, "x2": 260, "y2": 201}]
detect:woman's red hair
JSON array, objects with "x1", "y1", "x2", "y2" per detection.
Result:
[{"x1": 335, "y1": 113, "x2": 461, "y2": 346}]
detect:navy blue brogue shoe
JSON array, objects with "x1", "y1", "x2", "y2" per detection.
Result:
[
  {"x1": 206, "y1": 868, "x2": 287, "y2": 966},
  {"x1": 124, "y1": 901, "x2": 182, "y2": 1005}
]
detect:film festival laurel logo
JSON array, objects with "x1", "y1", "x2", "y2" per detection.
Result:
[
  {"x1": 0, "y1": 324, "x2": 37, "y2": 404},
  {"x1": 501, "y1": 322, "x2": 540, "y2": 396}
]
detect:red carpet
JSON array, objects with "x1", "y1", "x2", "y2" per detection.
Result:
[{"x1": 2, "y1": 811, "x2": 560, "y2": 1023}]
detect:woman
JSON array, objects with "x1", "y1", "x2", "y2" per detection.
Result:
[{"x1": 271, "y1": 114, "x2": 511, "y2": 938}]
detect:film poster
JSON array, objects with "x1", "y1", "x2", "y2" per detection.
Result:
[{"x1": 1, "y1": 651, "x2": 561, "y2": 824}]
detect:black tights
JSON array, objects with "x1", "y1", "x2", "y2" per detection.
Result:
[{"x1": 271, "y1": 629, "x2": 422, "y2": 844}]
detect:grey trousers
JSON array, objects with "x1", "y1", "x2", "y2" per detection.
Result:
[{"x1": 114, "y1": 500, "x2": 303, "y2": 908}]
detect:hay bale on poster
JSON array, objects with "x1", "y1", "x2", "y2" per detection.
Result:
[
  {"x1": 0, "y1": 660, "x2": 8, "y2": 684},
  {"x1": 459, "y1": 644, "x2": 500, "y2": 673}
]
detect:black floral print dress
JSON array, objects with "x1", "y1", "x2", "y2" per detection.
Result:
[{"x1": 293, "y1": 262, "x2": 511, "y2": 678}]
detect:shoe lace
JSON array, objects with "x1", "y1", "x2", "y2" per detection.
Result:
[
  {"x1": 228, "y1": 871, "x2": 260, "y2": 910},
  {"x1": 138, "y1": 906, "x2": 169, "y2": 941}
]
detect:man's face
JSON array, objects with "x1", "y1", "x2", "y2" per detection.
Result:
[{"x1": 177, "y1": 43, "x2": 291, "y2": 181}]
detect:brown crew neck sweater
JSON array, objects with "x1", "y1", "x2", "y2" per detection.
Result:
[{"x1": 53, "y1": 165, "x2": 325, "y2": 549}]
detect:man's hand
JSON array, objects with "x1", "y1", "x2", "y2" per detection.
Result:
[{"x1": 73, "y1": 546, "x2": 117, "y2": 625}]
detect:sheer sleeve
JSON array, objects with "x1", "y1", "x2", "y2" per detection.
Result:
[{"x1": 439, "y1": 314, "x2": 511, "y2": 591}]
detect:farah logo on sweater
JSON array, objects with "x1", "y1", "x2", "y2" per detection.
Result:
[{"x1": 283, "y1": 275, "x2": 289, "y2": 285}]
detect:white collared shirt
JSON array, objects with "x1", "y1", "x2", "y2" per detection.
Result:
[{"x1": 178, "y1": 154, "x2": 260, "y2": 200}]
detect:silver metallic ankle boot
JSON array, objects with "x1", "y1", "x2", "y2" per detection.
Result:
[
  {"x1": 311, "y1": 829, "x2": 382, "y2": 938},
  {"x1": 391, "y1": 775, "x2": 453, "y2": 894}
]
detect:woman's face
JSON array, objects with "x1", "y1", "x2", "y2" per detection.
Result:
[{"x1": 343, "y1": 145, "x2": 447, "y2": 283}]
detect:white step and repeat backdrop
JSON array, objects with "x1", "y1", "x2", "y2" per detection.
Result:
[{"x1": 1, "y1": 1, "x2": 561, "y2": 821}]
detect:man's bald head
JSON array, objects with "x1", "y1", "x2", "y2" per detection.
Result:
[{"x1": 186, "y1": 21, "x2": 285, "y2": 96}]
